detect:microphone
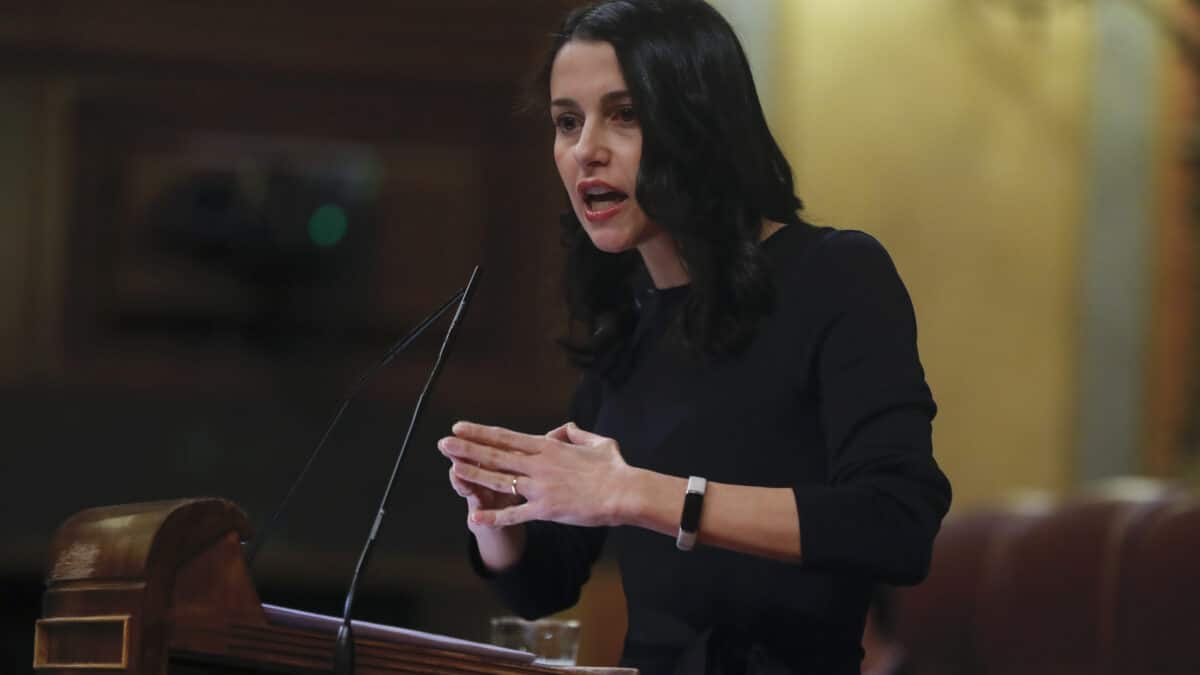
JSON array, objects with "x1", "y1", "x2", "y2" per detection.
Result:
[
  {"x1": 333, "y1": 265, "x2": 481, "y2": 675},
  {"x1": 242, "y1": 285, "x2": 469, "y2": 568}
]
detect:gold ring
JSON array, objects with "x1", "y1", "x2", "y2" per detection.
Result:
[{"x1": 510, "y1": 475, "x2": 520, "y2": 497}]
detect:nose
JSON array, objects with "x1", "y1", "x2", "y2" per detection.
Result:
[{"x1": 573, "y1": 120, "x2": 610, "y2": 168}]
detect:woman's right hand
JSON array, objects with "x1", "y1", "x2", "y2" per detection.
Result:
[{"x1": 447, "y1": 463, "x2": 528, "y2": 572}]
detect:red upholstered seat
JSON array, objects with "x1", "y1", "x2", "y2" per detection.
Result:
[
  {"x1": 890, "y1": 486, "x2": 1192, "y2": 674},
  {"x1": 1114, "y1": 500, "x2": 1200, "y2": 675},
  {"x1": 893, "y1": 509, "x2": 1015, "y2": 675},
  {"x1": 970, "y1": 498, "x2": 1166, "y2": 675}
]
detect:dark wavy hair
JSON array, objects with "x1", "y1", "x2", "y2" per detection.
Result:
[{"x1": 541, "y1": 0, "x2": 804, "y2": 365}]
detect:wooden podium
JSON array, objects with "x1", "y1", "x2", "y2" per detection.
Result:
[{"x1": 32, "y1": 498, "x2": 630, "y2": 675}]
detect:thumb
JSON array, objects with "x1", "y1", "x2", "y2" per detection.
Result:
[
  {"x1": 545, "y1": 422, "x2": 572, "y2": 442},
  {"x1": 564, "y1": 421, "x2": 603, "y2": 446}
]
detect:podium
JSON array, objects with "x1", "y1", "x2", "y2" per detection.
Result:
[{"x1": 31, "y1": 498, "x2": 631, "y2": 674}]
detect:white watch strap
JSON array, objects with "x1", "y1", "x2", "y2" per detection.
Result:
[{"x1": 675, "y1": 529, "x2": 698, "y2": 551}]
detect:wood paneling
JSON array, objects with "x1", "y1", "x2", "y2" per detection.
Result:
[
  {"x1": 0, "y1": 1, "x2": 578, "y2": 83},
  {"x1": 0, "y1": 0, "x2": 583, "y2": 419}
]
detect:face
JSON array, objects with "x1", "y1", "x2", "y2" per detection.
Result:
[{"x1": 549, "y1": 40, "x2": 664, "y2": 254}]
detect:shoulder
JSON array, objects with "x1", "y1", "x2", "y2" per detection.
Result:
[
  {"x1": 764, "y1": 224, "x2": 923, "y2": 353},
  {"x1": 819, "y1": 228, "x2": 891, "y2": 259},
  {"x1": 767, "y1": 224, "x2": 905, "y2": 295}
]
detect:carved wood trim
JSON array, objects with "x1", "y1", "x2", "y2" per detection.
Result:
[{"x1": 33, "y1": 614, "x2": 131, "y2": 670}]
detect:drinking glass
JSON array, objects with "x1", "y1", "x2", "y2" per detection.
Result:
[{"x1": 489, "y1": 616, "x2": 581, "y2": 666}]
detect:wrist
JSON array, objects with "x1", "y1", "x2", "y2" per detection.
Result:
[
  {"x1": 609, "y1": 468, "x2": 688, "y2": 537},
  {"x1": 608, "y1": 465, "x2": 648, "y2": 527},
  {"x1": 473, "y1": 521, "x2": 526, "y2": 573}
]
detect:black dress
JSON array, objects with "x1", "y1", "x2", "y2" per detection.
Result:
[{"x1": 470, "y1": 223, "x2": 952, "y2": 674}]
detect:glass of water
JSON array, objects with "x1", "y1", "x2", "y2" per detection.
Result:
[{"x1": 489, "y1": 616, "x2": 581, "y2": 666}]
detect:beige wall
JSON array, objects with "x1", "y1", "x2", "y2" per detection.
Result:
[{"x1": 771, "y1": 1, "x2": 1097, "y2": 508}]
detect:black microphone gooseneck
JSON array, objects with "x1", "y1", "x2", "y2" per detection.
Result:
[
  {"x1": 333, "y1": 265, "x2": 481, "y2": 675},
  {"x1": 242, "y1": 286, "x2": 468, "y2": 568}
]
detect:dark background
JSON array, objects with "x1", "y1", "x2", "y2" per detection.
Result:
[{"x1": 0, "y1": 1, "x2": 603, "y2": 672}]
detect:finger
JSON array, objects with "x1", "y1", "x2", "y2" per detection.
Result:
[
  {"x1": 448, "y1": 466, "x2": 477, "y2": 497},
  {"x1": 453, "y1": 461, "x2": 523, "y2": 495},
  {"x1": 452, "y1": 421, "x2": 547, "y2": 455},
  {"x1": 471, "y1": 503, "x2": 537, "y2": 528},
  {"x1": 449, "y1": 467, "x2": 487, "y2": 507},
  {"x1": 439, "y1": 436, "x2": 529, "y2": 475},
  {"x1": 563, "y1": 421, "x2": 604, "y2": 446}
]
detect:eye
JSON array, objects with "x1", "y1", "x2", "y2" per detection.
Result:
[
  {"x1": 554, "y1": 113, "x2": 581, "y2": 133},
  {"x1": 613, "y1": 105, "x2": 637, "y2": 124}
]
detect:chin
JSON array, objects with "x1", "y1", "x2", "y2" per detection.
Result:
[{"x1": 581, "y1": 226, "x2": 639, "y2": 254}]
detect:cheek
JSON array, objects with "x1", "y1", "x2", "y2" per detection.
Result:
[
  {"x1": 553, "y1": 142, "x2": 573, "y2": 179},
  {"x1": 554, "y1": 160, "x2": 576, "y2": 201},
  {"x1": 619, "y1": 132, "x2": 642, "y2": 180}
]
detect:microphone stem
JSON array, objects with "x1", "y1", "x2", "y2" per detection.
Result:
[{"x1": 333, "y1": 266, "x2": 480, "y2": 675}]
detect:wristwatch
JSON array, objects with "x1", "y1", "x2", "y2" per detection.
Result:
[{"x1": 675, "y1": 476, "x2": 707, "y2": 551}]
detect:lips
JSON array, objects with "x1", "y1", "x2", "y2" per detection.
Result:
[{"x1": 577, "y1": 179, "x2": 629, "y2": 221}]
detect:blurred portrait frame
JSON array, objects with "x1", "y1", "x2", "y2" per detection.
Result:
[{"x1": 61, "y1": 78, "x2": 496, "y2": 393}]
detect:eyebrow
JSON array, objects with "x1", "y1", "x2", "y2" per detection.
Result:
[{"x1": 550, "y1": 90, "x2": 633, "y2": 108}]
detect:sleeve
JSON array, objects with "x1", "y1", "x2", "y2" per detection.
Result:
[
  {"x1": 468, "y1": 521, "x2": 607, "y2": 619},
  {"x1": 466, "y1": 370, "x2": 608, "y2": 619},
  {"x1": 792, "y1": 231, "x2": 952, "y2": 585}
]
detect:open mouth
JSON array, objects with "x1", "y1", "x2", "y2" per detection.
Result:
[{"x1": 582, "y1": 188, "x2": 628, "y2": 212}]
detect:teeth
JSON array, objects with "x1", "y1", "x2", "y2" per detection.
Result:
[{"x1": 586, "y1": 194, "x2": 627, "y2": 211}]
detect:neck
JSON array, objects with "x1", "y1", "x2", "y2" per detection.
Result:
[
  {"x1": 637, "y1": 232, "x2": 689, "y2": 289},
  {"x1": 761, "y1": 218, "x2": 785, "y2": 241}
]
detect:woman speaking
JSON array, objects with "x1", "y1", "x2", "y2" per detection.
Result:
[{"x1": 437, "y1": 1, "x2": 952, "y2": 672}]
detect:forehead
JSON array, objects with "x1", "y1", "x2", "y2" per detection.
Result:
[{"x1": 549, "y1": 40, "x2": 628, "y2": 103}]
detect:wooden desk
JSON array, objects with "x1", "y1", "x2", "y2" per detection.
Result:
[{"x1": 31, "y1": 498, "x2": 634, "y2": 675}]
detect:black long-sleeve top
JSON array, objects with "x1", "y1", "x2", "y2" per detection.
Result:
[{"x1": 470, "y1": 224, "x2": 952, "y2": 674}]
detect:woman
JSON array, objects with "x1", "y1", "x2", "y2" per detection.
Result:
[{"x1": 437, "y1": 1, "x2": 951, "y2": 672}]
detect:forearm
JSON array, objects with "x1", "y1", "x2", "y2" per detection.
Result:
[
  {"x1": 618, "y1": 468, "x2": 803, "y2": 562},
  {"x1": 473, "y1": 523, "x2": 528, "y2": 573}
]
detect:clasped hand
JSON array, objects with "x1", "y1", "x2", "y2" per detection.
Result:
[{"x1": 438, "y1": 421, "x2": 633, "y2": 530}]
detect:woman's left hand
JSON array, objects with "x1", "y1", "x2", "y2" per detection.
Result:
[{"x1": 437, "y1": 421, "x2": 636, "y2": 528}]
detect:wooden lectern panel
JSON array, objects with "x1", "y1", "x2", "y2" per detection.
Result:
[{"x1": 33, "y1": 498, "x2": 635, "y2": 675}]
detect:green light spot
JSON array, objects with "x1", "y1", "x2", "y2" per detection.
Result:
[{"x1": 308, "y1": 204, "x2": 348, "y2": 247}]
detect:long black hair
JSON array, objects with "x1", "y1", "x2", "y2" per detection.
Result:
[{"x1": 542, "y1": 0, "x2": 804, "y2": 364}]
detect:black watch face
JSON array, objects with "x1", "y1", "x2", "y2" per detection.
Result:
[{"x1": 680, "y1": 491, "x2": 704, "y2": 533}]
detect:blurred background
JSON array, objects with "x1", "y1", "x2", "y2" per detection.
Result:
[{"x1": 2, "y1": 0, "x2": 1199, "y2": 672}]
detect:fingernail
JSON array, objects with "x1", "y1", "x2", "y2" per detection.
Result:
[
  {"x1": 452, "y1": 421, "x2": 466, "y2": 433},
  {"x1": 469, "y1": 512, "x2": 482, "y2": 524}
]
